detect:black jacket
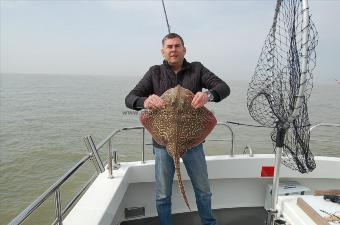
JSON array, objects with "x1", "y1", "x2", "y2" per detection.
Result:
[
  {"x1": 125, "y1": 59, "x2": 230, "y2": 148},
  {"x1": 125, "y1": 59, "x2": 230, "y2": 110}
]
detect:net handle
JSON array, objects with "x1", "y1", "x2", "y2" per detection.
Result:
[
  {"x1": 288, "y1": 0, "x2": 310, "y2": 123},
  {"x1": 271, "y1": 0, "x2": 311, "y2": 219}
]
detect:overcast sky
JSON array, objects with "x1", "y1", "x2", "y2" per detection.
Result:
[{"x1": 0, "y1": 0, "x2": 339, "y2": 83}]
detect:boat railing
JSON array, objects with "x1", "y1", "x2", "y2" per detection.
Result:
[
  {"x1": 8, "y1": 122, "x2": 339, "y2": 225},
  {"x1": 85, "y1": 126, "x2": 146, "y2": 178},
  {"x1": 8, "y1": 122, "x2": 234, "y2": 225},
  {"x1": 309, "y1": 122, "x2": 340, "y2": 145},
  {"x1": 89, "y1": 122, "x2": 235, "y2": 179},
  {"x1": 8, "y1": 155, "x2": 97, "y2": 225},
  {"x1": 309, "y1": 122, "x2": 340, "y2": 132}
]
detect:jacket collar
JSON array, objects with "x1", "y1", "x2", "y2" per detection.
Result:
[{"x1": 163, "y1": 58, "x2": 191, "y2": 71}]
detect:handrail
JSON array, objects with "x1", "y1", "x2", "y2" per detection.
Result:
[
  {"x1": 9, "y1": 122, "x2": 340, "y2": 225},
  {"x1": 9, "y1": 122, "x2": 338, "y2": 225},
  {"x1": 106, "y1": 126, "x2": 145, "y2": 178},
  {"x1": 8, "y1": 155, "x2": 91, "y2": 225},
  {"x1": 98, "y1": 126, "x2": 144, "y2": 150},
  {"x1": 51, "y1": 174, "x2": 97, "y2": 225},
  {"x1": 8, "y1": 122, "x2": 235, "y2": 224},
  {"x1": 309, "y1": 123, "x2": 340, "y2": 146},
  {"x1": 216, "y1": 122, "x2": 235, "y2": 156},
  {"x1": 107, "y1": 122, "x2": 235, "y2": 177},
  {"x1": 309, "y1": 123, "x2": 340, "y2": 132}
]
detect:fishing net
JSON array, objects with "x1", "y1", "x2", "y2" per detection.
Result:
[{"x1": 247, "y1": 0, "x2": 318, "y2": 173}]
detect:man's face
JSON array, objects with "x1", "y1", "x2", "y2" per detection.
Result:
[{"x1": 161, "y1": 37, "x2": 186, "y2": 66}]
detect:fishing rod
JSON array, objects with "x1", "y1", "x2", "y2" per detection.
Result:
[{"x1": 161, "y1": 0, "x2": 171, "y2": 33}]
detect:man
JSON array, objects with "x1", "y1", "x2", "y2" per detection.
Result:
[{"x1": 125, "y1": 33, "x2": 230, "y2": 225}]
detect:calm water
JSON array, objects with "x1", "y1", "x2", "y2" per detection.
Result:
[{"x1": 0, "y1": 74, "x2": 339, "y2": 224}]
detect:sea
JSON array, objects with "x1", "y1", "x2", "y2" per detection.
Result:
[{"x1": 0, "y1": 74, "x2": 339, "y2": 224}]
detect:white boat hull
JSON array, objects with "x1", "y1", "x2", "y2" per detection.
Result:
[{"x1": 63, "y1": 154, "x2": 340, "y2": 225}]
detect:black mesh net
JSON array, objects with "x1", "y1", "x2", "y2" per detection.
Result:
[{"x1": 247, "y1": 0, "x2": 318, "y2": 173}]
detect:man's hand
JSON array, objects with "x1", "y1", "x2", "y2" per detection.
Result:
[
  {"x1": 144, "y1": 94, "x2": 165, "y2": 109},
  {"x1": 191, "y1": 92, "x2": 209, "y2": 109}
]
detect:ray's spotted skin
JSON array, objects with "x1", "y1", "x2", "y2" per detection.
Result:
[{"x1": 140, "y1": 85, "x2": 217, "y2": 211}]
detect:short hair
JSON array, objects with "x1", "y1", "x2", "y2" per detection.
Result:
[{"x1": 162, "y1": 33, "x2": 185, "y2": 46}]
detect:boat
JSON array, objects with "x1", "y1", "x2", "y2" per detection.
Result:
[
  {"x1": 8, "y1": 122, "x2": 340, "y2": 225},
  {"x1": 7, "y1": 0, "x2": 340, "y2": 224}
]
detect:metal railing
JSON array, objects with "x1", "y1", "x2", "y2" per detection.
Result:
[
  {"x1": 8, "y1": 155, "x2": 96, "y2": 225},
  {"x1": 8, "y1": 121, "x2": 235, "y2": 225},
  {"x1": 8, "y1": 121, "x2": 340, "y2": 225},
  {"x1": 309, "y1": 123, "x2": 340, "y2": 132},
  {"x1": 104, "y1": 126, "x2": 146, "y2": 178},
  {"x1": 105, "y1": 122, "x2": 235, "y2": 178},
  {"x1": 216, "y1": 122, "x2": 235, "y2": 156},
  {"x1": 309, "y1": 123, "x2": 340, "y2": 145}
]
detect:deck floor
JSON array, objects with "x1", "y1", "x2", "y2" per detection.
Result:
[{"x1": 121, "y1": 207, "x2": 267, "y2": 225}]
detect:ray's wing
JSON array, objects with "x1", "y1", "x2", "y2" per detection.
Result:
[
  {"x1": 175, "y1": 87, "x2": 217, "y2": 154},
  {"x1": 177, "y1": 107, "x2": 217, "y2": 152},
  {"x1": 140, "y1": 109, "x2": 172, "y2": 146}
]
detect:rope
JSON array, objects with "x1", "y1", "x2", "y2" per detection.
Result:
[
  {"x1": 225, "y1": 120, "x2": 311, "y2": 129},
  {"x1": 225, "y1": 121, "x2": 268, "y2": 128}
]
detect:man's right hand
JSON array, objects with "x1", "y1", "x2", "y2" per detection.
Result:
[{"x1": 144, "y1": 94, "x2": 165, "y2": 109}]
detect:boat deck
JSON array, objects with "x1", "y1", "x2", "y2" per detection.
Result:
[{"x1": 121, "y1": 207, "x2": 267, "y2": 225}]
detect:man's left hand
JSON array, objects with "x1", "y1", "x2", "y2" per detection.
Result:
[{"x1": 191, "y1": 92, "x2": 209, "y2": 109}]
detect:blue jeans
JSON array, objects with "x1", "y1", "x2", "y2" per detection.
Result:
[{"x1": 154, "y1": 144, "x2": 217, "y2": 225}]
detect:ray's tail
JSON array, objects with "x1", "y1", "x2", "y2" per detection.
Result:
[{"x1": 174, "y1": 157, "x2": 191, "y2": 211}]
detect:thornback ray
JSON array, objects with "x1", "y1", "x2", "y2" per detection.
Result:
[{"x1": 140, "y1": 85, "x2": 217, "y2": 211}]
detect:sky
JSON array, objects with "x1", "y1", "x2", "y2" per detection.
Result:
[{"x1": 0, "y1": 0, "x2": 339, "y2": 83}]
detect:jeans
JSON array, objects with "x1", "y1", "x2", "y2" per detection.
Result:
[{"x1": 154, "y1": 144, "x2": 217, "y2": 225}]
